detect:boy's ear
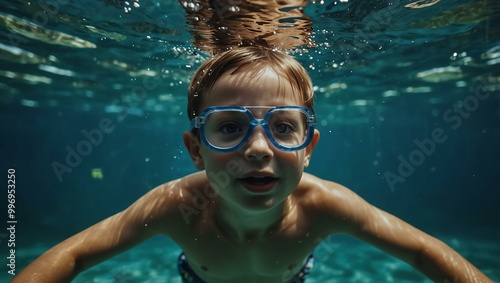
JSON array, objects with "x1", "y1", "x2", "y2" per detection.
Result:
[
  {"x1": 183, "y1": 131, "x2": 205, "y2": 170},
  {"x1": 303, "y1": 129, "x2": 320, "y2": 168}
]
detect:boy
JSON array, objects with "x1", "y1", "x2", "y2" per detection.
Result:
[{"x1": 13, "y1": 46, "x2": 492, "y2": 283}]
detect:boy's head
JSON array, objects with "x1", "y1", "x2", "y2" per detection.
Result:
[
  {"x1": 187, "y1": 46, "x2": 314, "y2": 119},
  {"x1": 183, "y1": 46, "x2": 320, "y2": 210}
]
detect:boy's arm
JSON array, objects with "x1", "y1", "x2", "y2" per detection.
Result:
[
  {"x1": 11, "y1": 178, "x2": 186, "y2": 283},
  {"x1": 313, "y1": 178, "x2": 492, "y2": 282}
]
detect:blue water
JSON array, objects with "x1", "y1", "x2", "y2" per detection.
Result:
[{"x1": 1, "y1": 0, "x2": 500, "y2": 282}]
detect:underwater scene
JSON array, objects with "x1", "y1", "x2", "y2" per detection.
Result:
[{"x1": 1, "y1": 0, "x2": 500, "y2": 282}]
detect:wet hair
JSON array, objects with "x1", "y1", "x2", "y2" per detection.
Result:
[{"x1": 187, "y1": 46, "x2": 314, "y2": 119}]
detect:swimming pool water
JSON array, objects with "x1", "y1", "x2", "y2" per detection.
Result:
[
  {"x1": 3, "y1": 233, "x2": 498, "y2": 282},
  {"x1": 1, "y1": 0, "x2": 500, "y2": 281}
]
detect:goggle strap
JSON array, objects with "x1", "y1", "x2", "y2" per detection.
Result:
[{"x1": 191, "y1": 116, "x2": 205, "y2": 129}]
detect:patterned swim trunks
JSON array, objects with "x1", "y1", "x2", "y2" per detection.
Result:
[{"x1": 178, "y1": 253, "x2": 314, "y2": 283}]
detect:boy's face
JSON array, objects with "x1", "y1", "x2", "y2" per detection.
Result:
[{"x1": 184, "y1": 66, "x2": 320, "y2": 211}]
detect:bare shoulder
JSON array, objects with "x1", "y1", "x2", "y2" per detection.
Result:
[
  {"x1": 296, "y1": 173, "x2": 375, "y2": 234},
  {"x1": 298, "y1": 173, "x2": 355, "y2": 198},
  {"x1": 138, "y1": 171, "x2": 207, "y2": 209},
  {"x1": 297, "y1": 173, "x2": 364, "y2": 211},
  {"x1": 128, "y1": 171, "x2": 209, "y2": 232}
]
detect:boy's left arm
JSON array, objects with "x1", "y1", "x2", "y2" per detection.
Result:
[
  {"x1": 312, "y1": 178, "x2": 492, "y2": 282},
  {"x1": 350, "y1": 206, "x2": 491, "y2": 282}
]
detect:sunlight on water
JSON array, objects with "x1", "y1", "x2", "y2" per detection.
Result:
[
  {"x1": 0, "y1": 42, "x2": 46, "y2": 64},
  {"x1": 0, "y1": 12, "x2": 96, "y2": 48},
  {"x1": 0, "y1": 0, "x2": 498, "y2": 118},
  {"x1": 0, "y1": 70, "x2": 52, "y2": 84},
  {"x1": 416, "y1": 66, "x2": 464, "y2": 83},
  {"x1": 404, "y1": 0, "x2": 441, "y2": 9},
  {"x1": 38, "y1": 64, "x2": 76, "y2": 77},
  {"x1": 414, "y1": 0, "x2": 493, "y2": 28}
]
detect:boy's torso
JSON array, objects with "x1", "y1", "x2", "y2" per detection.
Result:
[
  {"x1": 156, "y1": 172, "x2": 335, "y2": 283},
  {"x1": 173, "y1": 228, "x2": 318, "y2": 282}
]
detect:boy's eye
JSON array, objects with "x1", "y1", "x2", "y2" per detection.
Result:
[
  {"x1": 219, "y1": 122, "x2": 244, "y2": 134},
  {"x1": 273, "y1": 122, "x2": 295, "y2": 134}
]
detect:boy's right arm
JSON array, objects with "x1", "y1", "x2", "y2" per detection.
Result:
[{"x1": 11, "y1": 174, "x2": 195, "y2": 283}]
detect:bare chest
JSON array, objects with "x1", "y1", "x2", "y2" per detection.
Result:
[{"x1": 172, "y1": 230, "x2": 319, "y2": 283}]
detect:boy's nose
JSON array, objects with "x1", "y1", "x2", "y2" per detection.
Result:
[{"x1": 242, "y1": 127, "x2": 274, "y2": 161}]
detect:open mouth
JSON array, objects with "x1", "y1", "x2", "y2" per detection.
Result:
[
  {"x1": 239, "y1": 176, "x2": 277, "y2": 193},
  {"x1": 243, "y1": 176, "x2": 276, "y2": 184}
]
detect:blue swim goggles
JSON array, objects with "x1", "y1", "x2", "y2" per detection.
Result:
[{"x1": 190, "y1": 106, "x2": 316, "y2": 152}]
